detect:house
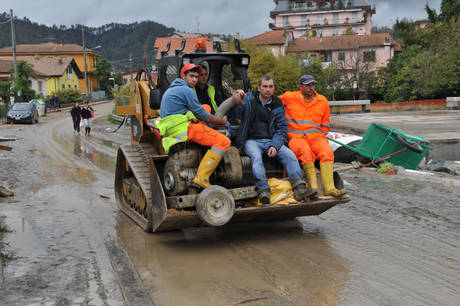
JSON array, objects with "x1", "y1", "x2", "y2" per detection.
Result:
[
  {"x1": 153, "y1": 36, "x2": 213, "y2": 60},
  {"x1": 0, "y1": 42, "x2": 99, "y2": 94},
  {"x1": 0, "y1": 56, "x2": 82, "y2": 97},
  {"x1": 247, "y1": 31, "x2": 401, "y2": 72},
  {"x1": 270, "y1": 0, "x2": 375, "y2": 38},
  {"x1": 245, "y1": 30, "x2": 294, "y2": 56}
]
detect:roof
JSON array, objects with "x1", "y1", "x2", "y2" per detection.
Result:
[
  {"x1": 0, "y1": 56, "x2": 82, "y2": 77},
  {"x1": 153, "y1": 36, "x2": 213, "y2": 60},
  {"x1": 0, "y1": 59, "x2": 13, "y2": 74},
  {"x1": 288, "y1": 33, "x2": 401, "y2": 52},
  {"x1": 246, "y1": 30, "x2": 290, "y2": 45},
  {"x1": 0, "y1": 42, "x2": 99, "y2": 55}
]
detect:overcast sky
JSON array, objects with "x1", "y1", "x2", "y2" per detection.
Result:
[{"x1": 3, "y1": 0, "x2": 442, "y2": 38}]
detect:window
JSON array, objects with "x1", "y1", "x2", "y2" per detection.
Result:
[
  {"x1": 283, "y1": 16, "x2": 289, "y2": 27},
  {"x1": 301, "y1": 15, "x2": 307, "y2": 25},
  {"x1": 62, "y1": 84, "x2": 65, "y2": 89},
  {"x1": 333, "y1": 13, "x2": 339, "y2": 24},
  {"x1": 363, "y1": 51, "x2": 376, "y2": 62},
  {"x1": 38, "y1": 81, "x2": 43, "y2": 92},
  {"x1": 75, "y1": 85, "x2": 77, "y2": 88},
  {"x1": 165, "y1": 65, "x2": 178, "y2": 86},
  {"x1": 338, "y1": 52, "x2": 345, "y2": 61},
  {"x1": 317, "y1": 29, "x2": 323, "y2": 37},
  {"x1": 68, "y1": 84, "x2": 71, "y2": 88},
  {"x1": 352, "y1": 12, "x2": 358, "y2": 23},
  {"x1": 290, "y1": 1, "x2": 306, "y2": 10},
  {"x1": 324, "y1": 51, "x2": 332, "y2": 62},
  {"x1": 67, "y1": 66, "x2": 72, "y2": 80},
  {"x1": 317, "y1": 14, "x2": 322, "y2": 25},
  {"x1": 333, "y1": 28, "x2": 339, "y2": 36}
]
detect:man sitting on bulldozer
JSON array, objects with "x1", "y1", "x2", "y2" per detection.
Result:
[
  {"x1": 280, "y1": 75, "x2": 346, "y2": 197},
  {"x1": 193, "y1": 65, "x2": 223, "y2": 114},
  {"x1": 156, "y1": 63, "x2": 244, "y2": 190}
]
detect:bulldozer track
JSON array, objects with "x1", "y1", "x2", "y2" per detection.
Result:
[{"x1": 116, "y1": 143, "x2": 158, "y2": 232}]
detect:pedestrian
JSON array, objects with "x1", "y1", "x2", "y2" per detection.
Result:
[
  {"x1": 70, "y1": 102, "x2": 82, "y2": 134},
  {"x1": 235, "y1": 75, "x2": 316, "y2": 205},
  {"x1": 80, "y1": 102, "x2": 94, "y2": 136},
  {"x1": 279, "y1": 75, "x2": 346, "y2": 197}
]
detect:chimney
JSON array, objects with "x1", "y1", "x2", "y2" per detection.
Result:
[{"x1": 58, "y1": 58, "x2": 63, "y2": 65}]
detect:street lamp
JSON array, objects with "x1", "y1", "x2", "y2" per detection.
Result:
[{"x1": 82, "y1": 25, "x2": 101, "y2": 102}]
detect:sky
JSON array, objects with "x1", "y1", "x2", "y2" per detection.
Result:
[{"x1": 2, "y1": 0, "x2": 443, "y2": 38}]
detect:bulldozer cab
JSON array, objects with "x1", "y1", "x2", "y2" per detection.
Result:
[{"x1": 152, "y1": 42, "x2": 251, "y2": 109}]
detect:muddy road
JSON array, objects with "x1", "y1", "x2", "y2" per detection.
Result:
[{"x1": 1, "y1": 103, "x2": 459, "y2": 305}]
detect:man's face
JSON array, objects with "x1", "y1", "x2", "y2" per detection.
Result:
[
  {"x1": 258, "y1": 79, "x2": 275, "y2": 101},
  {"x1": 197, "y1": 71, "x2": 208, "y2": 88},
  {"x1": 298, "y1": 82, "x2": 316, "y2": 98},
  {"x1": 181, "y1": 70, "x2": 199, "y2": 88},
  {"x1": 75, "y1": 103, "x2": 79, "y2": 107}
]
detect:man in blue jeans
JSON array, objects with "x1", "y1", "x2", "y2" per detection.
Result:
[{"x1": 235, "y1": 75, "x2": 317, "y2": 204}]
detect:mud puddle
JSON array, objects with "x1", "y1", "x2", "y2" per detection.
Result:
[{"x1": 116, "y1": 213, "x2": 350, "y2": 305}]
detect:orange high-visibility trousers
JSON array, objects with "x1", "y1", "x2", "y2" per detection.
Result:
[
  {"x1": 187, "y1": 103, "x2": 230, "y2": 154},
  {"x1": 288, "y1": 136, "x2": 334, "y2": 164}
]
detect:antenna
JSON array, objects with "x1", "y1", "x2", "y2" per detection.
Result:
[{"x1": 196, "y1": 16, "x2": 200, "y2": 34}]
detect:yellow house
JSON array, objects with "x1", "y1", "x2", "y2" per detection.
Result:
[
  {"x1": 0, "y1": 55, "x2": 83, "y2": 97},
  {"x1": 0, "y1": 42, "x2": 99, "y2": 95}
]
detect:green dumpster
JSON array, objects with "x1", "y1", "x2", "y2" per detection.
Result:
[
  {"x1": 328, "y1": 123, "x2": 431, "y2": 170},
  {"x1": 30, "y1": 99, "x2": 46, "y2": 116}
]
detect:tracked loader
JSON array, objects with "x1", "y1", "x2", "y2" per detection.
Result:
[{"x1": 115, "y1": 39, "x2": 350, "y2": 232}]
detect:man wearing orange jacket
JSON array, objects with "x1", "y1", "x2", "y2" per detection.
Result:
[{"x1": 279, "y1": 75, "x2": 346, "y2": 197}]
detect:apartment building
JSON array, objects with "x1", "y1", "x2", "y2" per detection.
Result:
[{"x1": 270, "y1": 0, "x2": 375, "y2": 38}]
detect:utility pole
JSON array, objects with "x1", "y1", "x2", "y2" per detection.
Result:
[
  {"x1": 82, "y1": 25, "x2": 89, "y2": 100},
  {"x1": 129, "y1": 54, "x2": 132, "y2": 80},
  {"x1": 10, "y1": 9, "x2": 17, "y2": 79}
]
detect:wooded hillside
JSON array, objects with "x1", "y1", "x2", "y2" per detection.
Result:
[{"x1": 0, "y1": 12, "x2": 175, "y2": 71}]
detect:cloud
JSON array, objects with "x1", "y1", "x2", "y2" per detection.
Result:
[{"x1": 3, "y1": 0, "x2": 442, "y2": 37}]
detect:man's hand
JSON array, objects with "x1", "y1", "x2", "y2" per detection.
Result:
[
  {"x1": 208, "y1": 114, "x2": 228, "y2": 125},
  {"x1": 231, "y1": 89, "x2": 246, "y2": 106},
  {"x1": 267, "y1": 146, "x2": 277, "y2": 158}
]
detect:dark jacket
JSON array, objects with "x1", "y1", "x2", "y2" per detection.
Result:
[
  {"x1": 80, "y1": 106, "x2": 93, "y2": 119},
  {"x1": 235, "y1": 90, "x2": 288, "y2": 151},
  {"x1": 70, "y1": 106, "x2": 81, "y2": 120}
]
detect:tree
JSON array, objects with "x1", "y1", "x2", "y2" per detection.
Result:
[
  {"x1": 0, "y1": 80, "x2": 12, "y2": 105},
  {"x1": 12, "y1": 61, "x2": 36, "y2": 102},
  {"x1": 95, "y1": 58, "x2": 113, "y2": 97},
  {"x1": 114, "y1": 71, "x2": 123, "y2": 86},
  {"x1": 342, "y1": 26, "x2": 356, "y2": 35}
]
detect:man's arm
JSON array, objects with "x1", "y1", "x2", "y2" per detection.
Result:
[
  {"x1": 269, "y1": 103, "x2": 288, "y2": 152},
  {"x1": 320, "y1": 98, "x2": 331, "y2": 134}
]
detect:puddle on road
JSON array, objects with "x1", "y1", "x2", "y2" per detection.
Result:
[
  {"x1": 52, "y1": 131, "x2": 116, "y2": 173},
  {"x1": 115, "y1": 213, "x2": 350, "y2": 305}
]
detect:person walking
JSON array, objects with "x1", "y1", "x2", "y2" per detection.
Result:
[
  {"x1": 235, "y1": 75, "x2": 315, "y2": 204},
  {"x1": 280, "y1": 75, "x2": 346, "y2": 197},
  {"x1": 70, "y1": 102, "x2": 82, "y2": 134},
  {"x1": 80, "y1": 102, "x2": 94, "y2": 136}
]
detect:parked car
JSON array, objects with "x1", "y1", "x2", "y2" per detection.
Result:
[{"x1": 6, "y1": 102, "x2": 39, "y2": 124}]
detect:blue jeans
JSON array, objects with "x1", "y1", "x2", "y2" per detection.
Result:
[{"x1": 244, "y1": 139, "x2": 305, "y2": 192}]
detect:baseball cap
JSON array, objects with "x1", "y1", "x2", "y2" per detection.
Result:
[
  {"x1": 180, "y1": 63, "x2": 204, "y2": 74},
  {"x1": 299, "y1": 75, "x2": 316, "y2": 85}
]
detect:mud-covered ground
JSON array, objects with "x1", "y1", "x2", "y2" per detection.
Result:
[{"x1": 0, "y1": 102, "x2": 459, "y2": 305}]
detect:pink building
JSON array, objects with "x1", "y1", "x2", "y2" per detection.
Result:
[
  {"x1": 270, "y1": 0, "x2": 375, "y2": 38},
  {"x1": 247, "y1": 30, "x2": 401, "y2": 72}
]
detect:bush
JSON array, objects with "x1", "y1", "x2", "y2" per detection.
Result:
[
  {"x1": 54, "y1": 88, "x2": 82, "y2": 103},
  {"x1": 0, "y1": 102, "x2": 8, "y2": 118}
]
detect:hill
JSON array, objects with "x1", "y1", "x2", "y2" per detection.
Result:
[{"x1": 0, "y1": 12, "x2": 175, "y2": 71}]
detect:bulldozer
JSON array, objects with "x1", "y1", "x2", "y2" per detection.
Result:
[{"x1": 115, "y1": 38, "x2": 350, "y2": 232}]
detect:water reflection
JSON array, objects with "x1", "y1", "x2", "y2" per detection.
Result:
[{"x1": 115, "y1": 213, "x2": 350, "y2": 305}]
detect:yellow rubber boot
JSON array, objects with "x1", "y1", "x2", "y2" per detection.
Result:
[
  {"x1": 302, "y1": 162, "x2": 318, "y2": 191},
  {"x1": 192, "y1": 149, "x2": 223, "y2": 189},
  {"x1": 320, "y1": 162, "x2": 347, "y2": 197}
]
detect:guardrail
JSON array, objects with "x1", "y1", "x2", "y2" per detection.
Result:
[
  {"x1": 111, "y1": 114, "x2": 128, "y2": 122},
  {"x1": 446, "y1": 97, "x2": 460, "y2": 110},
  {"x1": 329, "y1": 100, "x2": 371, "y2": 112}
]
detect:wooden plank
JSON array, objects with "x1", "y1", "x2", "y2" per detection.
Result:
[
  {"x1": 0, "y1": 145, "x2": 12, "y2": 151},
  {"x1": 116, "y1": 105, "x2": 137, "y2": 116}
]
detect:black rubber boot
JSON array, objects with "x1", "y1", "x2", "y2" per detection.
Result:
[
  {"x1": 293, "y1": 183, "x2": 317, "y2": 201},
  {"x1": 87, "y1": 128, "x2": 91, "y2": 135},
  {"x1": 258, "y1": 189, "x2": 271, "y2": 205}
]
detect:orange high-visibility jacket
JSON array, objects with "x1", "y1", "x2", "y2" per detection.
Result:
[{"x1": 279, "y1": 91, "x2": 331, "y2": 140}]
